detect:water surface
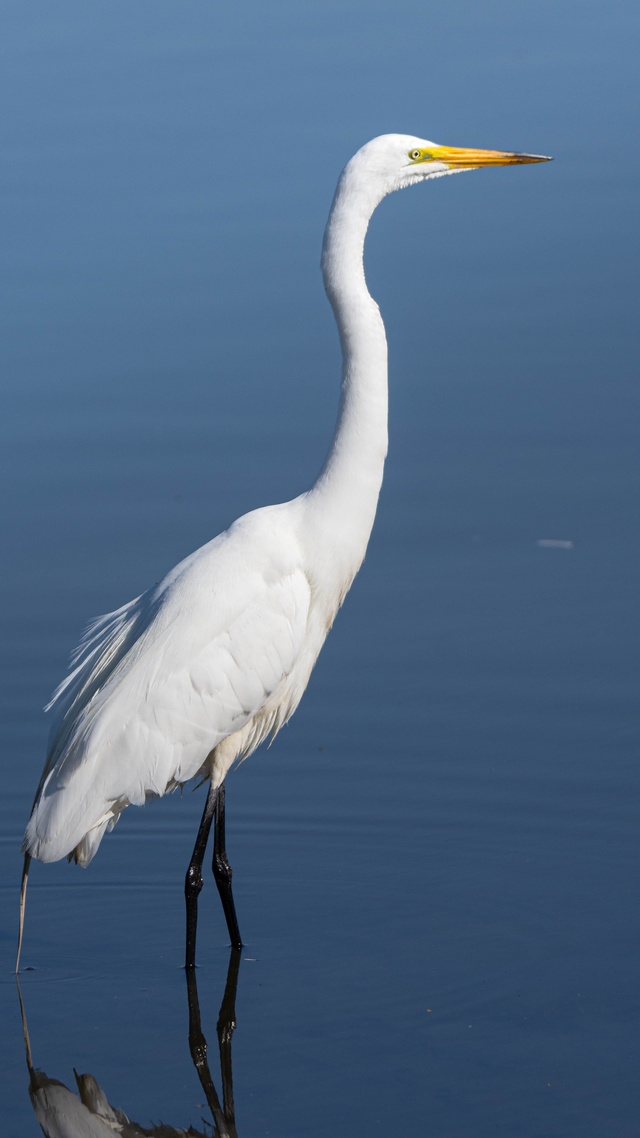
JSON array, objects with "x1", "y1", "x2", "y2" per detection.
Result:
[{"x1": 1, "y1": 2, "x2": 638, "y2": 1135}]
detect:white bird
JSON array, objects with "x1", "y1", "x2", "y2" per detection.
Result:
[{"x1": 18, "y1": 134, "x2": 550, "y2": 971}]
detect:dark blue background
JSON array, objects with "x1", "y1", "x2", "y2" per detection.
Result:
[{"x1": 1, "y1": 2, "x2": 638, "y2": 1135}]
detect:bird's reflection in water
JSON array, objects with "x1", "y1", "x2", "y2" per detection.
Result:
[{"x1": 18, "y1": 949, "x2": 242, "y2": 1137}]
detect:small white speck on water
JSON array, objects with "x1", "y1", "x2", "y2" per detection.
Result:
[{"x1": 536, "y1": 538, "x2": 574, "y2": 549}]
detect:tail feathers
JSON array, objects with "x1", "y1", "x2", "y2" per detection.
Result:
[
  {"x1": 16, "y1": 853, "x2": 31, "y2": 973},
  {"x1": 70, "y1": 815, "x2": 115, "y2": 867},
  {"x1": 19, "y1": 797, "x2": 127, "y2": 969},
  {"x1": 24, "y1": 795, "x2": 127, "y2": 867}
]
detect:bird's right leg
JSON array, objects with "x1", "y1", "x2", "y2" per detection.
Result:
[
  {"x1": 185, "y1": 780, "x2": 218, "y2": 970},
  {"x1": 212, "y1": 782, "x2": 243, "y2": 950}
]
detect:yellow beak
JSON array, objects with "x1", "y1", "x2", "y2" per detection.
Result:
[{"x1": 412, "y1": 145, "x2": 552, "y2": 169}]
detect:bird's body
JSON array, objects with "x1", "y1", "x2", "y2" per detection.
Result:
[
  {"x1": 19, "y1": 134, "x2": 549, "y2": 968},
  {"x1": 26, "y1": 496, "x2": 363, "y2": 866}
]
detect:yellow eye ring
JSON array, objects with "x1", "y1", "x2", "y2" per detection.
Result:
[{"x1": 408, "y1": 149, "x2": 422, "y2": 161}]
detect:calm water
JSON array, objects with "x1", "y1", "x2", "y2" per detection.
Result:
[{"x1": 1, "y1": 2, "x2": 639, "y2": 1135}]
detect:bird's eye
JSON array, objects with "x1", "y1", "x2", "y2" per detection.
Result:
[{"x1": 408, "y1": 149, "x2": 422, "y2": 161}]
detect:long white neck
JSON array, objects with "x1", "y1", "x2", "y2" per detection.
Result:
[{"x1": 305, "y1": 164, "x2": 389, "y2": 589}]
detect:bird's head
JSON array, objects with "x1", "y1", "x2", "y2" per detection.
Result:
[{"x1": 343, "y1": 133, "x2": 551, "y2": 204}]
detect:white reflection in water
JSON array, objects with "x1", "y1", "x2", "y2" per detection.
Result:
[{"x1": 18, "y1": 952, "x2": 242, "y2": 1138}]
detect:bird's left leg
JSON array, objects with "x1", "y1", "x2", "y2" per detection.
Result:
[
  {"x1": 185, "y1": 780, "x2": 217, "y2": 970},
  {"x1": 212, "y1": 782, "x2": 243, "y2": 949}
]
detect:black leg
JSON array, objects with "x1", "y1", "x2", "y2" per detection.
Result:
[
  {"x1": 212, "y1": 783, "x2": 243, "y2": 949},
  {"x1": 185, "y1": 780, "x2": 217, "y2": 970}
]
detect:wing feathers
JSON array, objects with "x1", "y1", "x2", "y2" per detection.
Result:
[{"x1": 25, "y1": 507, "x2": 313, "y2": 865}]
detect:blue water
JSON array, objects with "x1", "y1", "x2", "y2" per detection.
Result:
[{"x1": 1, "y1": 2, "x2": 639, "y2": 1135}]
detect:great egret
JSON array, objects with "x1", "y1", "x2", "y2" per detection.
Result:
[{"x1": 18, "y1": 135, "x2": 550, "y2": 971}]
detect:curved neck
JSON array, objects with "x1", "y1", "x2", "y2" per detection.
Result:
[{"x1": 306, "y1": 168, "x2": 389, "y2": 576}]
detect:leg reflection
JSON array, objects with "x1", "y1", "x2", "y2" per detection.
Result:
[
  {"x1": 186, "y1": 946, "x2": 242, "y2": 1138},
  {"x1": 18, "y1": 949, "x2": 244, "y2": 1136}
]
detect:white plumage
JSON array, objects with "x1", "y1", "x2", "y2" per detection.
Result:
[
  {"x1": 28, "y1": 506, "x2": 317, "y2": 865},
  {"x1": 19, "y1": 134, "x2": 549, "y2": 967}
]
